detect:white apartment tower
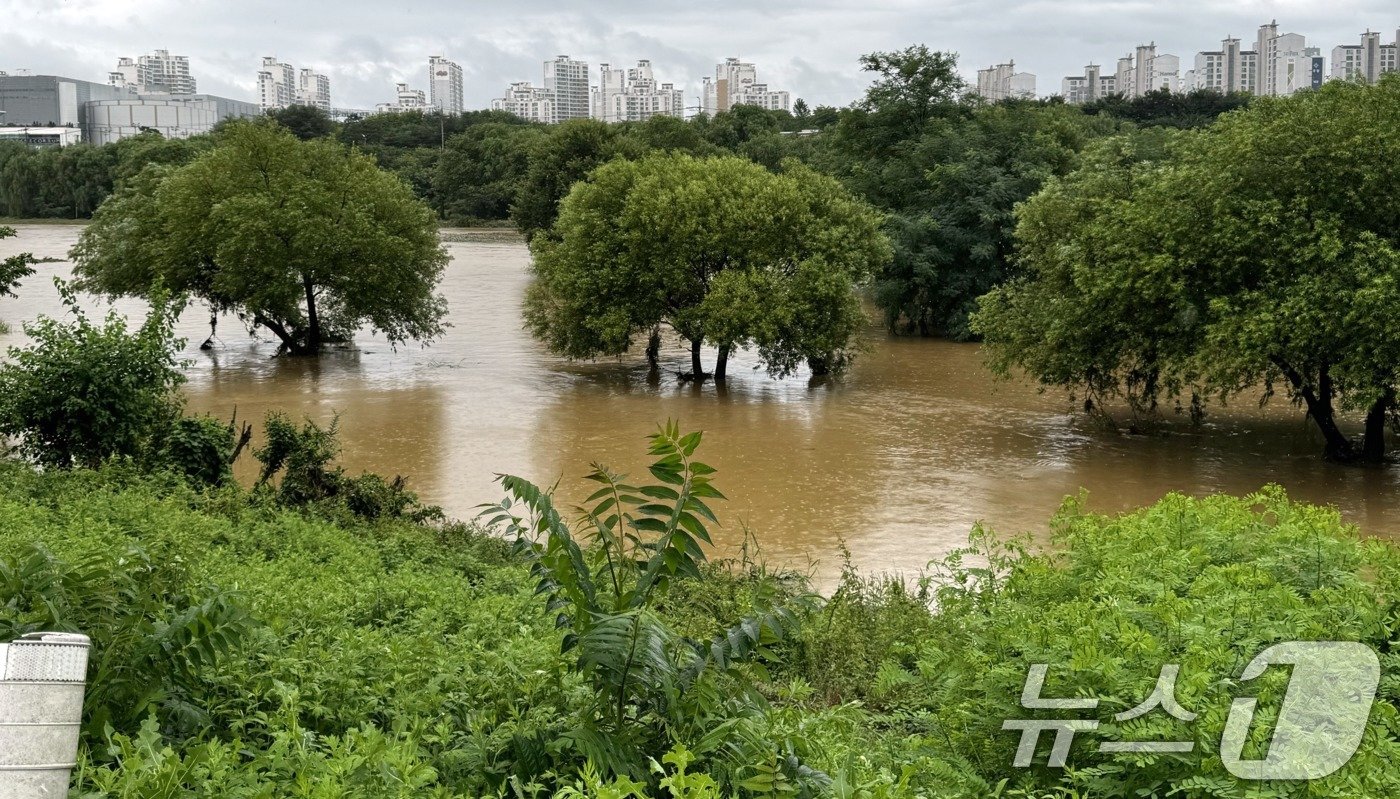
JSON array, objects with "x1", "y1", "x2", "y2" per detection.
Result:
[
  {"x1": 1061, "y1": 63, "x2": 1115, "y2": 103},
  {"x1": 298, "y1": 69, "x2": 331, "y2": 111},
  {"x1": 429, "y1": 56, "x2": 464, "y2": 114},
  {"x1": 591, "y1": 60, "x2": 685, "y2": 122},
  {"x1": 258, "y1": 57, "x2": 331, "y2": 112},
  {"x1": 258, "y1": 57, "x2": 297, "y2": 111},
  {"x1": 1106, "y1": 44, "x2": 1182, "y2": 99},
  {"x1": 376, "y1": 83, "x2": 427, "y2": 113},
  {"x1": 703, "y1": 58, "x2": 790, "y2": 115},
  {"x1": 977, "y1": 61, "x2": 1037, "y2": 100},
  {"x1": 544, "y1": 55, "x2": 590, "y2": 122},
  {"x1": 1332, "y1": 29, "x2": 1399, "y2": 83},
  {"x1": 491, "y1": 82, "x2": 556, "y2": 124},
  {"x1": 109, "y1": 50, "x2": 196, "y2": 94}
]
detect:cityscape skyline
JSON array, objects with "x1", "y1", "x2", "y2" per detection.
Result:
[{"x1": 3, "y1": 1, "x2": 1397, "y2": 112}]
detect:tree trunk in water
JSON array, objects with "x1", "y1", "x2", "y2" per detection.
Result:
[
  {"x1": 645, "y1": 326, "x2": 661, "y2": 370},
  {"x1": 302, "y1": 274, "x2": 321, "y2": 355},
  {"x1": 253, "y1": 313, "x2": 307, "y2": 356},
  {"x1": 1275, "y1": 358, "x2": 1353, "y2": 460},
  {"x1": 1362, "y1": 392, "x2": 1392, "y2": 463},
  {"x1": 808, "y1": 356, "x2": 831, "y2": 377},
  {"x1": 690, "y1": 338, "x2": 705, "y2": 379},
  {"x1": 715, "y1": 345, "x2": 730, "y2": 381}
]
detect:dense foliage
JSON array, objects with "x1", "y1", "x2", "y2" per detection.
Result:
[
  {"x1": 2, "y1": 437, "x2": 1398, "y2": 796},
  {"x1": 0, "y1": 284, "x2": 187, "y2": 469},
  {"x1": 0, "y1": 132, "x2": 210, "y2": 218},
  {"x1": 524, "y1": 153, "x2": 890, "y2": 378},
  {"x1": 975, "y1": 75, "x2": 1400, "y2": 461},
  {"x1": 70, "y1": 122, "x2": 450, "y2": 355}
]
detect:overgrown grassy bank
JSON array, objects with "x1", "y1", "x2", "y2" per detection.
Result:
[{"x1": 2, "y1": 451, "x2": 1398, "y2": 798}]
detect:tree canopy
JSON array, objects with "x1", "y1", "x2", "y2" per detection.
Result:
[
  {"x1": 265, "y1": 104, "x2": 336, "y2": 140},
  {"x1": 974, "y1": 76, "x2": 1400, "y2": 462},
  {"x1": 524, "y1": 153, "x2": 890, "y2": 379},
  {"x1": 71, "y1": 122, "x2": 449, "y2": 355},
  {"x1": 433, "y1": 122, "x2": 544, "y2": 223}
]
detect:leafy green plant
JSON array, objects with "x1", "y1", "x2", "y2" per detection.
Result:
[
  {"x1": 482, "y1": 422, "x2": 819, "y2": 787},
  {"x1": 0, "y1": 224, "x2": 36, "y2": 299},
  {"x1": 0, "y1": 281, "x2": 186, "y2": 469},
  {"x1": 253, "y1": 411, "x2": 440, "y2": 522},
  {"x1": 0, "y1": 542, "x2": 253, "y2": 740}
]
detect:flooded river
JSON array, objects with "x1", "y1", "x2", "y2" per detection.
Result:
[{"x1": 2, "y1": 224, "x2": 1395, "y2": 585}]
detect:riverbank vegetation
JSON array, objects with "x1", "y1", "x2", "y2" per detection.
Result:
[
  {"x1": 1, "y1": 52, "x2": 1394, "y2": 456},
  {"x1": 4, "y1": 427, "x2": 1400, "y2": 796}
]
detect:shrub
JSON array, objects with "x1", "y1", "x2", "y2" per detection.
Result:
[
  {"x1": 0, "y1": 282, "x2": 185, "y2": 469},
  {"x1": 483, "y1": 422, "x2": 821, "y2": 790},
  {"x1": 253, "y1": 411, "x2": 441, "y2": 522}
]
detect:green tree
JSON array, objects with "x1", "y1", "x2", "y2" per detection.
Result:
[
  {"x1": 108, "y1": 130, "x2": 210, "y2": 185},
  {"x1": 1083, "y1": 87, "x2": 1252, "y2": 129},
  {"x1": 524, "y1": 153, "x2": 889, "y2": 380},
  {"x1": 870, "y1": 102, "x2": 1111, "y2": 337},
  {"x1": 266, "y1": 104, "x2": 337, "y2": 140},
  {"x1": 0, "y1": 225, "x2": 36, "y2": 299},
  {"x1": 71, "y1": 122, "x2": 449, "y2": 356},
  {"x1": 834, "y1": 45, "x2": 968, "y2": 158},
  {"x1": 511, "y1": 118, "x2": 645, "y2": 239},
  {"x1": 433, "y1": 123, "x2": 543, "y2": 222},
  {"x1": 0, "y1": 284, "x2": 186, "y2": 469},
  {"x1": 975, "y1": 77, "x2": 1400, "y2": 462}
]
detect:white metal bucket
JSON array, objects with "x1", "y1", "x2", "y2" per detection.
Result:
[{"x1": 0, "y1": 632, "x2": 91, "y2": 799}]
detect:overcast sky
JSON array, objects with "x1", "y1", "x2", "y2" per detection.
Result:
[{"x1": 3, "y1": 1, "x2": 1397, "y2": 111}]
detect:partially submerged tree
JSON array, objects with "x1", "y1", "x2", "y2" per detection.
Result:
[
  {"x1": 524, "y1": 153, "x2": 890, "y2": 380},
  {"x1": 975, "y1": 77, "x2": 1400, "y2": 462},
  {"x1": 71, "y1": 122, "x2": 449, "y2": 355},
  {"x1": 0, "y1": 226, "x2": 36, "y2": 299}
]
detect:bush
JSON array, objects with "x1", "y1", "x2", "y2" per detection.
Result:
[
  {"x1": 253, "y1": 411, "x2": 441, "y2": 522},
  {"x1": 0, "y1": 224, "x2": 36, "y2": 298},
  {"x1": 801, "y1": 488, "x2": 1400, "y2": 798},
  {"x1": 0, "y1": 282, "x2": 185, "y2": 468}
]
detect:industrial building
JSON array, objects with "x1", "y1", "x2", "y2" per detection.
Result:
[{"x1": 0, "y1": 73, "x2": 258, "y2": 146}]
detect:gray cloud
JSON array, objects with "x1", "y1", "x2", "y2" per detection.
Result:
[{"x1": 3, "y1": 0, "x2": 1396, "y2": 109}]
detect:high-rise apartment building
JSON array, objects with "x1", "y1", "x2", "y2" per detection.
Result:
[
  {"x1": 544, "y1": 55, "x2": 590, "y2": 122},
  {"x1": 257, "y1": 57, "x2": 296, "y2": 110},
  {"x1": 591, "y1": 60, "x2": 685, "y2": 122},
  {"x1": 258, "y1": 57, "x2": 330, "y2": 112},
  {"x1": 702, "y1": 58, "x2": 790, "y2": 115},
  {"x1": 1191, "y1": 36, "x2": 1253, "y2": 94},
  {"x1": 108, "y1": 50, "x2": 196, "y2": 94},
  {"x1": 298, "y1": 69, "x2": 331, "y2": 111},
  {"x1": 429, "y1": 56, "x2": 464, "y2": 114},
  {"x1": 1332, "y1": 29, "x2": 1399, "y2": 83},
  {"x1": 1116, "y1": 43, "x2": 1180, "y2": 97},
  {"x1": 491, "y1": 82, "x2": 556, "y2": 124},
  {"x1": 376, "y1": 83, "x2": 427, "y2": 113},
  {"x1": 1060, "y1": 63, "x2": 1115, "y2": 103},
  {"x1": 977, "y1": 61, "x2": 1037, "y2": 100}
]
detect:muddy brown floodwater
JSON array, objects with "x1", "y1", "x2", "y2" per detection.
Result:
[{"x1": 2, "y1": 224, "x2": 1396, "y2": 587}]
